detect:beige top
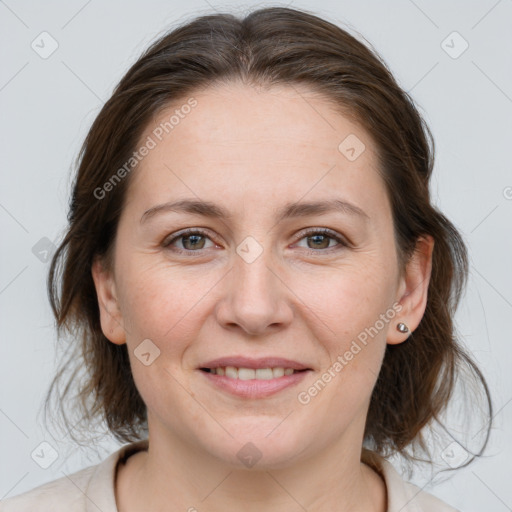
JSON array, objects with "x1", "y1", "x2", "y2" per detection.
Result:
[{"x1": 1, "y1": 439, "x2": 460, "y2": 511}]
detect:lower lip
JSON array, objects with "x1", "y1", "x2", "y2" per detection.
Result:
[{"x1": 199, "y1": 370, "x2": 310, "y2": 399}]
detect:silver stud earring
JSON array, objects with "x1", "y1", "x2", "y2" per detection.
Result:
[{"x1": 396, "y1": 322, "x2": 409, "y2": 334}]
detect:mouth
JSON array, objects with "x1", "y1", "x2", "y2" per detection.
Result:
[
  {"x1": 198, "y1": 357, "x2": 312, "y2": 398},
  {"x1": 200, "y1": 366, "x2": 307, "y2": 379}
]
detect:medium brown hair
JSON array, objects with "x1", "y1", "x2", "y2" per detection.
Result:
[{"x1": 45, "y1": 6, "x2": 492, "y2": 467}]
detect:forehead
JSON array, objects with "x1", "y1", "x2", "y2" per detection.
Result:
[
  {"x1": 142, "y1": 81, "x2": 369, "y2": 158},
  {"x1": 126, "y1": 82, "x2": 389, "y2": 222}
]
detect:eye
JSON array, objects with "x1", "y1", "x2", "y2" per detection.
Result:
[
  {"x1": 162, "y1": 228, "x2": 217, "y2": 254},
  {"x1": 293, "y1": 228, "x2": 348, "y2": 253},
  {"x1": 162, "y1": 227, "x2": 349, "y2": 256}
]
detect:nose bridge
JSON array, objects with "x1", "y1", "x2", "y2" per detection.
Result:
[
  {"x1": 217, "y1": 234, "x2": 292, "y2": 335},
  {"x1": 233, "y1": 236, "x2": 279, "y2": 307}
]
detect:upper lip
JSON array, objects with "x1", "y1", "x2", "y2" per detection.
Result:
[{"x1": 199, "y1": 356, "x2": 311, "y2": 370}]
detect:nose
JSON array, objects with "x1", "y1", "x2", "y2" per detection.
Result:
[{"x1": 214, "y1": 244, "x2": 294, "y2": 337}]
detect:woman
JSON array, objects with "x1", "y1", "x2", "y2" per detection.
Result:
[{"x1": 2, "y1": 6, "x2": 491, "y2": 511}]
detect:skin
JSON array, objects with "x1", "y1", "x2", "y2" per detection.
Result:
[{"x1": 92, "y1": 81, "x2": 433, "y2": 512}]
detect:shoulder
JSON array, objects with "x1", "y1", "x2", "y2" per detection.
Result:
[
  {"x1": 0, "y1": 464, "x2": 98, "y2": 512},
  {"x1": 378, "y1": 459, "x2": 461, "y2": 512},
  {"x1": 0, "y1": 440, "x2": 149, "y2": 512}
]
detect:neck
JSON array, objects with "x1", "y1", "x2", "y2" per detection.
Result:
[{"x1": 116, "y1": 427, "x2": 387, "y2": 512}]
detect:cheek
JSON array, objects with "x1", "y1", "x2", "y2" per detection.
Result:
[
  {"x1": 117, "y1": 257, "x2": 216, "y2": 341},
  {"x1": 297, "y1": 257, "x2": 396, "y2": 335},
  {"x1": 292, "y1": 258, "x2": 397, "y2": 394},
  {"x1": 295, "y1": 269, "x2": 393, "y2": 421},
  {"x1": 115, "y1": 260, "x2": 201, "y2": 414}
]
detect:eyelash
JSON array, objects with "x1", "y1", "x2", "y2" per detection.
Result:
[{"x1": 162, "y1": 228, "x2": 349, "y2": 256}]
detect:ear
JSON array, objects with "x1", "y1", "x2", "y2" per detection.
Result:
[
  {"x1": 91, "y1": 255, "x2": 126, "y2": 345},
  {"x1": 388, "y1": 235, "x2": 434, "y2": 345}
]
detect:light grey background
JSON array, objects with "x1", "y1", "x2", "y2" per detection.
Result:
[{"x1": 1, "y1": 0, "x2": 511, "y2": 510}]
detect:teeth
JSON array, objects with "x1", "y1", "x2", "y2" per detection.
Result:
[
  {"x1": 238, "y1": 368, "x2": 255, "y2": 380},
  {"x1": 273, "y1": 367, "x2": 284, "y2": 378},
  {"x1": 209, "y1": 366, "x2": 298, "y2": 380},
  {"x1": 225, "y1": 366, "x2": 238, "y2": 379},
  {"x1": 255, "y1": 368, "x2": 273, "y2": 380}
]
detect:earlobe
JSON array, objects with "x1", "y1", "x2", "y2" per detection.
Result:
[
  {"x1": 387, "y1": 235, "x2": 434, "y2": 345},
  {"x1": 91, "y1": 256, "x2": 126, "y2": 345}
]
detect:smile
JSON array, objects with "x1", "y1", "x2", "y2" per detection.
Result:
[
  {"x1": 201, "y1": 366, "x2": 303, "y2": 380},
  {"x1": 197, "y1": 356, "x2": 312, "y2": 398}
]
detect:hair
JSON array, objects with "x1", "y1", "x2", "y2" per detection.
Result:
[{"x1": 45, "y1": 5, "x2": 492, "y2": 470}]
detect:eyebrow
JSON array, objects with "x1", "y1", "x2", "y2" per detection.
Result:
[{"x1": 140, "y1": 198, "x2": 370, "y2": 224}]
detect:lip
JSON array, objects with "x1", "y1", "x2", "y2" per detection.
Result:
[
  {"x1": 199, "y1": 368, "x2": 311, "y2": 399},
  {"x1": 199, "y1": 356, "x2": 311, "y2": 371},
  {"x1": 197, "y1": 356, "x2": 313, "y2": 399}
]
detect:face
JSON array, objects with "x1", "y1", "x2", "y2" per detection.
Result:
[{"x1": 93, "y1": 81, "x2": 431, "y2": 469}]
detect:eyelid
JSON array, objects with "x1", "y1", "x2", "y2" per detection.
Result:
[
  {"x1": 162, "y1": 227, "x2": 350, "y2": 254},
  {"x1": 293, "y1": 227, "x2": 349, "y2": 245},
  {"x1": 162, "y1": 227, "x2": 218, "y2": 248}
]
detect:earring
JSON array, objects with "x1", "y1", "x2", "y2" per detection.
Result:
[{"x1": 396, "y1": 322, "x2": 409, "y2": 334}]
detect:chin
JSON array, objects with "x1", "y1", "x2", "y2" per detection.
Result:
[{"x1": 204, "y1": 419, "x2": 309, "y2": 470}]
